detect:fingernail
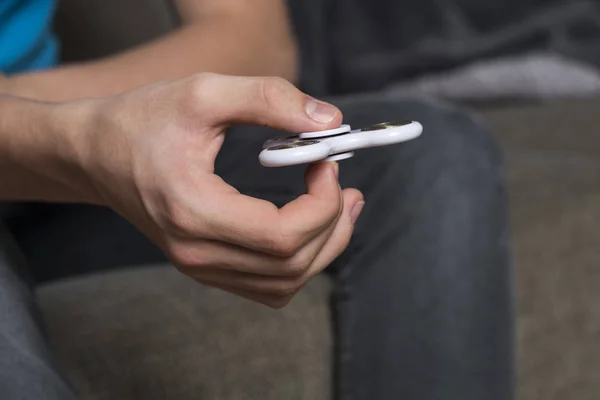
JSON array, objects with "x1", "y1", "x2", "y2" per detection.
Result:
[
  {"x1": 350, "y1": 201, "x2": 365, "y2": 224},
  {"x1": 306, "y1": 98, "x2": 338, "y2": 123},
  {"x1": 332, "y1": 162, "x2": 339, "y2": 179}
]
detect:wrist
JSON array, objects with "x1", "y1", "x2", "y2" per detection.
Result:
[{"x1": 0, "y1": 96, "x2": 102, "y2": 204}]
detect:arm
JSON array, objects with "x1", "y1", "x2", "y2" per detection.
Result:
[
  {"x1": 5, "y1": 0, "x2": 298, "y2": 102},
  {"x1": 0, "y1": 96, "x2": 97, "y2": 203},
  {"x1": 0, "y1": 74, "x2": 362, "y2": 308}
]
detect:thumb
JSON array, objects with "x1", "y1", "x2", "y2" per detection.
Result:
[{"x1": 195, "y1": 74, "x2": 343, "y2": 133}]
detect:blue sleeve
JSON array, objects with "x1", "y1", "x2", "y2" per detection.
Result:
[{"x1": 0, "y1": 0, "x2": 59, "y2": 74}]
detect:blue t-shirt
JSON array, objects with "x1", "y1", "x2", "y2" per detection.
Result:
[{"x1": 0, "y1": 0, "x2": 58, "y2": 74}]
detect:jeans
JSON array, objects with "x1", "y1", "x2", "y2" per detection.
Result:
[{"x1": 0, "y1": 95, "x2": 514, "y2": 399}]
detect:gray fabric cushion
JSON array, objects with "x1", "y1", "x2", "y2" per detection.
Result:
[
  {"x1": 37, "y1": 99, "x2": 600, "y2": 400},
  {"x1": 482, "y1": 99, "x2": 600, "y2": 400},
  {"x1": 46, "y1": 0, "x2": 600, "y2": 398},
  {"x1": 38, "y1": 267, "x2": 333, "y2": 400}
]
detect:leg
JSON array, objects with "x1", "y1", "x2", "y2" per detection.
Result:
[
  {"x1": 216, "y1": 95, "x2": 514, "y2": 400},
  {"x1": 330, "y1": 96, "x2": 514, "y2": 400},
  {"x1": 4, "y1": 94, "x2": 513, "y2": 399},
  {"x1": 7, "y1": 203, "x2": 167, "y2": 284},
  {"x1": 0, "y1": 219, "x2": 76, "y2": 399}
]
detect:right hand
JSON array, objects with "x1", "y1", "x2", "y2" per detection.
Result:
[{"x1": 67, "y1": 73, "x2": 364, "y2": 308}]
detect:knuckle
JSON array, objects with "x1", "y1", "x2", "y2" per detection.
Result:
[
  {"x1": 167, "y1": 241, "x2": 209, "y2": 269},
  {"x1": 327, "y1": 197, "x2": 344, "y2": 221},
  {"x1": 189, "y1": 73, "x2": 214, "y2": 96},
  {"x1": 166, "y1": 204, "x2": 191, "y2": 234},
  {"x1": 257, "y1": 76, "x2": 292, "y2": 111},
  {"x1": 184, "y1": 73, "x2": 216, "y2": 107},
  {"x1": 266, "y1": 296, "x2": 293, "y2": 310},
  {"x1": 268, "y1": 235, "x2": 303, "y2": 257},
  {"x1": 163, "y1": 201, "x2": 204, "y2": 237},
  {"x1": 273, "y1": 279, "x2": 303, "y2": 297},
  {"x1": 281, "y1": 253, "x2": 313, "y2": 277},
  {"x1": 167, "y1": 241, "x2": 197, "y2": 268},
  {"x1": 341, "y1": 217, "x2": 356, "y2": 248},
  {"x1": 311, "y1": 199, "x2": 342, "y2": 230}
]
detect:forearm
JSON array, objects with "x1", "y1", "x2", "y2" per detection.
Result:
[
  {"x1": 0, "y1": 97, "x2": 95, "y2": 203},
  {"x1": 8, "y1": 11, "x2": 298, "y2": 102}
]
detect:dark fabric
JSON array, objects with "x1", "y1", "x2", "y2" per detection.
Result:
[
  {"x1": 39, "y1": 266, "x2": 335, "y2": 400},
  {"x1": 1, "y1": 1, "x2": 514, "y2": 398},
  {"x1": 286, "y1": 0, "x2": 331, "y2": 96},
  {"x1": 1, "y1": 95, "x2": 513, "y2": 399},
  {"x1": 36, "y1": 99, "x2": 600, "y2": 400},
  {"x1": 219, "y1": 95, "x2": 514, "y2": 400},
  {"x1": 5, "y1": 204, "x2": 167, "y2": 283},
  {"x1": 321, "y1": 0, "x2": 600, "y2": 94},
  {"x1": 52, "y1": 0, "x2": 600, "y2": 97},
  {"x1": 482, "y1": 99, "x2": 600, "y2": 400},
  {"x1": 0, "y1": 223, "x2": 75, "y2": 400}
]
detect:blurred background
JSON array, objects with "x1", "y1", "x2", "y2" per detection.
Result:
[{"x1": 7, "y1": 0, "x2": 600, "y2": 399}]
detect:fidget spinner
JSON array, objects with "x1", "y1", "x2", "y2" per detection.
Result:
[{"x1": 259, "y1": 121, "x2": 423, "y2": 167}]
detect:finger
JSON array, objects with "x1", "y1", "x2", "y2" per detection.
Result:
[
  {"x1": 179, "y1": 189, "x2": 344, "y2": 277},
  {"x1": 194, "y1": 74, "x2": 343, "y2": 133},
  {"x1": 188, "y1": 189, "x2": 363, "y2": 296},
  {"x1": 193, "y1": 269, "x2": 302, "y2": 297},
  {"x1": 172, "y1": 165, "x2": 344, "y2": 276},
  {"x1": 173, "y1": 222, "x2": 332, "y2": 277},
  {"x1": 194, "y1": 277, "x2": 293, "y2": 309},
  {"x1": 303, "y1": 188, "x2": 364, "y2": 277},
  {"x1": 196, "y1": 162, "x2": 343, "y2": 255}
]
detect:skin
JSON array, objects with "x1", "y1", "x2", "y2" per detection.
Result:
[
  {"x1": 0, "y1": 73, "x2": 365, "y2": 308},
  {"x1": 2, "y1": 0, "x2": 299, "y2": 101},
  {"x1": 0, "y1": 1, "x2": 365, "y2": 307}
]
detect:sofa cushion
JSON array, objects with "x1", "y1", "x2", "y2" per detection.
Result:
[
  {"x1": 482, "y1": 99, "x2": 600, "y2": 400},
  {"x1": 38, "y1": 266, "x2": 333, "y2": 400},
  {"x1": 36, "y1": 99, "x2": 600, "y2": 400}
]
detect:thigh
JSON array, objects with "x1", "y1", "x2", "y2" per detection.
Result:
[
  {"x1": 330, "y1": 97, "x2": 512, "y2": 399},
  {"x1": 217, "y1": 95, "x2": 513, "y2": 399},
  {"x1": 332, "y1": 95, "x2": 508, "y2": 258},
  {"x1": 215, "y1": 95, "x2": 509, "y2": 277},
  {"x1": 216, "y1": 94, "x2": 506, "y2": 241}
]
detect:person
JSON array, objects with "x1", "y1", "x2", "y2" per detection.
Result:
[{"x1": 0, "y1": 0, "x2": 514, "y2": 399}]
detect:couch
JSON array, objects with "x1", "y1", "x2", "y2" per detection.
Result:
[{"x1": 27, "y1": 1, "x2": 600, "y2": 399}]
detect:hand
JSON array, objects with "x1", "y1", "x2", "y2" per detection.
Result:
[{"x1": 74, "y1": 73, "x2": 364, "y2": 308}]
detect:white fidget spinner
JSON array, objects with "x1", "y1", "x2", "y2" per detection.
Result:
[{"x1": 259, "y1": 121, "x2": 423, "y2": 167}]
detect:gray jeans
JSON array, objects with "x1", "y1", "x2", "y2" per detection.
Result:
[{"x1": 0, "y1": 95, "x2": 514, "y2": 399}]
